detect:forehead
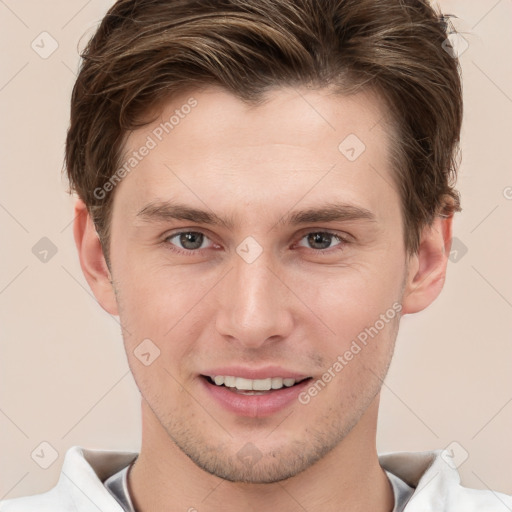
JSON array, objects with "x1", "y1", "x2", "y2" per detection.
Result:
[{"x1": 112, "y1": 85, "x2": 399, "y2": 226}]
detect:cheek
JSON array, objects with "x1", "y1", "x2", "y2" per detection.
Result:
[
  {"x1": 294, "y1": 256, "x2": 404, "y2": 380},
  {"x1": 114, "y1": 270, "x2": 204, "y2": 394},
  {"x1": 305, "y1": 282, "x2": 400, "y2": 404},
  {"x1": 116, "y1": 261, "x2": 205, "y2": 319},
  {"x1": 301, "y1": 260, "x2": 403, "y2": 329},
  {"x1": 113, "y1": 262, "x2": 222, "y2": 379}
]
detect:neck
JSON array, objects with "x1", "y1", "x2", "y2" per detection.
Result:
[{"x1": 128, "y1": 395, "x2": 394, "y2": 512}]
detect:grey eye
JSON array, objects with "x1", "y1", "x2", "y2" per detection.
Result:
[
  {"x1": 299, "y1": 232, "x2": 342, "y2": 250},
  {"x1": 168, "y1": 232, "x2": 207, "y2": 250}
]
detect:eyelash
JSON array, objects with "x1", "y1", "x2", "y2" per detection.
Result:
[{"x1": 162, "y1": 230, "x2": 350, "y2": 257}]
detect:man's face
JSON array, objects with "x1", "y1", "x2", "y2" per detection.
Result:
[{"x1": 107, "y1": 86, "x2": 410, "y2": 483}]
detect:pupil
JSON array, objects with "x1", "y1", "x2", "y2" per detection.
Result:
[
  {"x1": 308, "y1": 232, "x2": 331, "y2": 249},
  {"x1": 180, "y1": 232, "x2": 203, "y2": 250}
]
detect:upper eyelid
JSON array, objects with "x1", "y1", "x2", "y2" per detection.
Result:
[
  {"x1": 164, "y1": 228, "x2": 348, "y2": 238},
  {"x1": 164, "y1": 229, "x2": 215, "y2": 243},
  {"x1": 297, "y1": 231, "x2": 347, "y2": 242},
  {"x1": 164, "y1": 229, "x2": 350, "y2": 248}
]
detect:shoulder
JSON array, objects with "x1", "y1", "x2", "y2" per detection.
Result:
[
  {"x1": 379, "y1": 448, "x2": 512, "y2": 511},
  {"x1": 0, "y1": 445, "x2": 138, "y2": 512}
]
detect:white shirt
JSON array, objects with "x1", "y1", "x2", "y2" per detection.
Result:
[
  {"x1": 1, "y1": 445, "x2": 511, "y2": 511},
  {"x1": 102, "y1": 457, "x2": 415, "y2": 512}
]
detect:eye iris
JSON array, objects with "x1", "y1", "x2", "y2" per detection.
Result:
[
  {"x1": 179, "y1": 232, "x2": 203, "y2": 250},
  {"x1": 308, "y1": 232, "x2": 333, "y2": 250}
]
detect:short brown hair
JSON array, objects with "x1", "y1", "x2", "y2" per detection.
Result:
[{"x1": 65, "y1": 0, "x2": 463, "y2": 262}]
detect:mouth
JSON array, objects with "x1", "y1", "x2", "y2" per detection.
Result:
[
  {"x1": 201, "y1": 374, "x2": 313, "y2": 395},
  {"x1": 201, "y1": 375, "x2": 312, "y2": 396},
  {"x1": 200, "y1": 373, "x2": 314, "y2": 417}
]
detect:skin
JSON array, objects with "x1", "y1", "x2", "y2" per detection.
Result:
[{"x1": 74, "y1": 85, "x2": 452, "y2": 512}]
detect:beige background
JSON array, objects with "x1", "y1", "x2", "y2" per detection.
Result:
[{"x1": 1, "y1": 0, "x2": 511, "y2": 500}]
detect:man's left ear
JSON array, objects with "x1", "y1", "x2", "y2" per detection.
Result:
[{"x1": 401, "y1": 215, "x2": 453, "y2": 315}]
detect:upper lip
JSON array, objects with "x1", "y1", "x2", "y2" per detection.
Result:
[{"x1": 202, "y1": 366, "x2": 311, "y2": 380}]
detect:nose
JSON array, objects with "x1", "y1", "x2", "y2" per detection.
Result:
[{"x1": 214, "y1": 249, "x2": 294, "y2": 349}]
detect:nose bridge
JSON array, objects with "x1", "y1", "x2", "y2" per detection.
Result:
[
  {"x1": 215, "y1": 246, "x2": 293, "y2": 346},
  {"x1": 234, "y1": 252, "x2": 275, "y2": 307}
]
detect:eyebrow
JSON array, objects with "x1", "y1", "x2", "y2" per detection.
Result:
[{"x1": 135, "y1": 201, "x2": 377, "y2": 230}]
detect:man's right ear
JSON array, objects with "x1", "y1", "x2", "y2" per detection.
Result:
[{"x1": 73, "y1": 199, "x2": 118, "y2": 315}]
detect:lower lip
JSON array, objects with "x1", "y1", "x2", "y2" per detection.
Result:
[{"x1": 200, "y1": 376, "x2": 312, "y2": 418}]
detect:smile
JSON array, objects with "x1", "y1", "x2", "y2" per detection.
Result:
[
  {"x1": 204, "y1": 375, "x2": 311, "y2": 394},
  {"x1": 200, "y1": 375, "x2": 313, "y2": 417}
]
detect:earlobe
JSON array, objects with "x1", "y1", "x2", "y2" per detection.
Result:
[
  {"x1": 401, "y1": 215, "x2": 453, "y2": 315},
  {"x1": 73, "y1": 199, "x2": 118, "y2": 315}
]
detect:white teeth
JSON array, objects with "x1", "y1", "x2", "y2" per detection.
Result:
[
  {"x1": 224, "y1": 376, "x2": 236, "y2": 388},
  {"x1": 271, "y1": 377, "x2": 283, "y2": 389},
  {"x1": 209, "y1": 375, "x2": 298, "y2": 390},
  {"x1": 252, "y1": 378, "x2": 272, "y2": 391},
  {"x1": 235, "y1": 377, "x2": 253, "y2": 390}
]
